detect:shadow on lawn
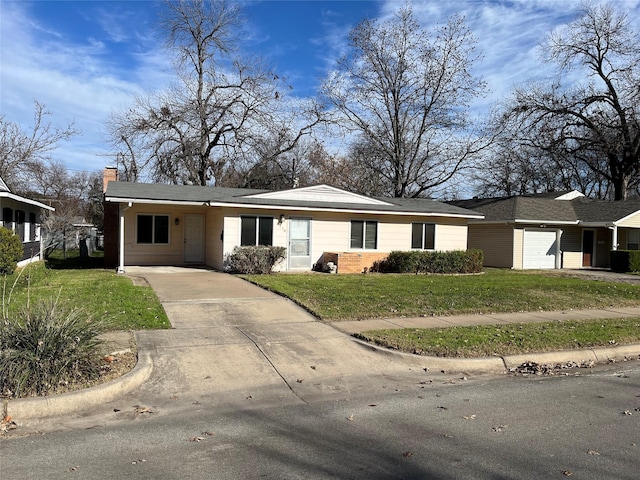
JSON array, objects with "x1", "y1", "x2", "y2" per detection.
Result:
[{"x1": 46, "y1": 249, "x2": 106, "y2": 270}]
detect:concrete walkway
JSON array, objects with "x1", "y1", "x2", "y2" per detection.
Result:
[
  {"x1": 6, "y1": 267, "x2": 640, "y2": 423},
  {"x1": 333, "y1": 306, "x2": 640, "y2": 335}
]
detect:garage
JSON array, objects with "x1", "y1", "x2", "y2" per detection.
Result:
[{"x1": 523, "y1": 229, "x2": 558, "y2": 269}]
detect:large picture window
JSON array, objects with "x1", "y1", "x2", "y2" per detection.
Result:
[
  {"x1": 411, "y1": 223, "x2": 435, "y2": 250},
  {"x1": 628, "y1": 230, "x2": 639, "y2": 250},
  {"x1": 137, "y1": 214, "x2": 169, "y2": 244},
  {"x1": 241, "y1": 216, "x2": 273, "y2": 246},
  {"x1": 350, "y1": 220, "x2": 377, "y2": 249}
]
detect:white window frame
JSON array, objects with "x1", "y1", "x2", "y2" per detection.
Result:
[
  {"x1": 350, "y1": 220, "x2": 378, "y2": 250},
  {"x1": 240, "y1": 216, "x2": 274, "y2": 246},
  {"x1": 136, "y1": 214, "x2": 170, "y2": 245},
  {"x1": 411, "y1": 222, "x2": 436, "y2": 250}
]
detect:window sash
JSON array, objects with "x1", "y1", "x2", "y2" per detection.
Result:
[
  {"x1": 412, "y1": 223, "x2": 435, "y2": 250},
  {"x1": 137, "y1": 214, "x2": 169, "y2": 244},
  {"x1": 351, "y1": 220, "x2": 377, "y2": 249},
  {"x1": 628, "y1": 230, "x2": 639, "y2": 250},
  {"x1": 240, "y1": 216, "x2": 273, "y2": 246},
  {"x1": 258, "y1": 217, "x2": 273, "y2": 246}
]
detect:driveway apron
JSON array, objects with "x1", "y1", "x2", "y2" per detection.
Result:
[{"x1": 125, "y1": 267, "x2": 432, "y2": 409}]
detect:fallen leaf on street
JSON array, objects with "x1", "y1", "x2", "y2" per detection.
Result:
[
  {"x1": 492, "y1": 425, "x2": 507, "y2": 432},
  {"x1": 402, "y1": 451, "x2": 413, "y2": 458},
  {"x1": 587, "y1": 450, "x2": 600, "y2": 456},
  {"x1": 347, "y1": 414, "x2": 354, "y2": 421},
  {"x1": 201, "y1": 431, "x2": 215, "y2": 436},
  {"x1": 133, "y1": 405, "x2": 155, "y2": 415},
  {"x1": 561, "y1": 470, "x2": 573, "y2": 476},
  {"x1": 463, "y1": 415, "x2": 476, "y2": 420},
  {"x1": 0, "y1": 415, "x2": 17, "y2": 434},
  {"x1": 188, "y1": 436, "x2": 205, "y2": 442}
]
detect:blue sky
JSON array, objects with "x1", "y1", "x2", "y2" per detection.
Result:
[{"x1": 1, "y1": 0, "x2": 639, "y2": 177}]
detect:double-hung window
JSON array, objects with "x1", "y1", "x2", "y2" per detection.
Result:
[
  {"x1": 411, "y1": 223, "x2": 435, "y2": 250},
  {"x1": 350, "y1": 220, "x2": 377, "y2": 249},
  {"x1": 241, "y1": 216, "x2": 273, "y2": 246},
  {"x1": 628, "y1": 230, "x2": 639, "y2": 250},
  {"x1": 137, "y1": 214, "x2": 169, "y2": 244}
]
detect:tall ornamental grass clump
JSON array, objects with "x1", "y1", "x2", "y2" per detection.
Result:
[{"x1": 1, "y1": 268, "x2": 107, "y2": 398}]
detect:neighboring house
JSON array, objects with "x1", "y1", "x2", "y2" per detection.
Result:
[
  {"x1": 0, "y1": 176, "x2": 55, "y2": 266},
  {"x1": 450, "y1": 191, "x2": 640, "y2": 270},
  {"x1": 102, "y1": 170, "x2": 483, "y2": 274}
]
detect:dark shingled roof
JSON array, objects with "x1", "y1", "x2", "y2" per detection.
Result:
[
  {"x1": 450, "y1": 193, "x2": 640, "y2": 224},
  {"x1": 105, "y1": 181, "x2": 483, "y2": 218}
]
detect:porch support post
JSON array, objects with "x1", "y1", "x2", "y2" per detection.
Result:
[
  {"x1": 555, "y1": 229, "x2": 563, "y2": 269},
  {"x1": 118, "y1": 204, "x2": 126, "y2": 273},
  {"x1": 611, "y1": 224, "x2": 618, "y2": 251}
]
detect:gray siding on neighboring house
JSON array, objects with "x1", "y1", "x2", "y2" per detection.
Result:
[
  {"x1": 468, "y1": 224, "x2": 514, "y2": 268},
  {"x1": 595, "y1": 228, "x2": 612, "y2": 268}
]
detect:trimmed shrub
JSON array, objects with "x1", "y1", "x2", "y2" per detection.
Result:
[
  {"x1": 0, "y1": 226, "x2": 23, "y2": 275},
  {"x1": 0, "y1": 299, "x2": 106, "y2": 397},
  {"x1": 373, "y1": 249, "x2": 484, "y2": 274},
  {"x1": 610, "y1": 250, "x2": 640, "y2": 273},
  {"x1": 226, "y1": 245, "x2": 287, "y2": 274}
]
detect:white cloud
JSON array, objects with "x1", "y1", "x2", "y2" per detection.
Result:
[{"x1": 0, "y1": 1, "x2": 172, "y2": 173}]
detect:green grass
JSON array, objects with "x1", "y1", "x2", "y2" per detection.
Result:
[
  {"x1": 356, "y1": 318, "x2": 640, "y2": 358},
  {"x1": 2, "y1": 252, "x2": 169, "y2": 330},
  {"x1": 243, "y1": 269, "x2": 640, "y2": 320}
]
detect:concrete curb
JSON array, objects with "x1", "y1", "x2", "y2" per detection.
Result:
[
  {"x1": 351, "y1": 337, "x2": 640, "y2": 375},
  {"x1": 2, "y1": 351, "x2": 153, "y2": 422}
]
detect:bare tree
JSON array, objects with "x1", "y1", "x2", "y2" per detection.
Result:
[
  {"x1": 501, "y1": 3, "x2": 640, "y2": 200},
  {"x1": 0, "y1": 101, "x2": 78, "y2": 193},
  {"x1": 109, "y1": 0, "x2": 323, "y2": 186},
  {"x1": 474, "y1": 110, "x2": 614, "y2": 198},
  {"x1": 321, "y1": 5, "x2": 489, "y2": 198}
]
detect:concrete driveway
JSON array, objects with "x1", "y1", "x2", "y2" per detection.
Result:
[{"x1": 125, "y1": 267, "x2": 469, "y2": 411}]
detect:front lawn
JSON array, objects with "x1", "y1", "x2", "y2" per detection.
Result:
[
  {"x1": 356, "y1": 318, "x2": 640, "y2": 357},
  {"x1": 2, "y1": 257, "x2": 169, "y2": 331},
  {"x1": 243, "y1": 269, "x2": 640, "y2": 320}
]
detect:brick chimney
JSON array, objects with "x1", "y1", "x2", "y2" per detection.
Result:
[{"x1": 103, "y1": 167, "x2": 118, "y2": 193}]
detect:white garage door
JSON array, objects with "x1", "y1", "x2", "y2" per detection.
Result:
[{"x1": 523, "y1": 230, "x2": 557, "y2": 269}]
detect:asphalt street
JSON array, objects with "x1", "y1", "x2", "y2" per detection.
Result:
[{"x1": 1, "y1": 361, "x2": 639, "y2": 479}]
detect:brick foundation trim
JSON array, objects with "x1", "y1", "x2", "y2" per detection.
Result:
[{"x1": 322, "y1": 251, "x2": 389, "y2": 274}]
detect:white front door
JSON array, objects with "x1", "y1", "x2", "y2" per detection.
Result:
[
  {"x1": 289, "y1": 218, "x2": 311, "y2": 269},
  {"x1": 184, "y1": 214, "x2": 205, "y2": 264}
]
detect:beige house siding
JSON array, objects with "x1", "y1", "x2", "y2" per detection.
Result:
[
  {"x1": 558, "y1": 226, "x2": 582, "y2": 269},
  {"x1": 618, "y1": 211, "x2": 640, "y2": 228},
  {"x1": 118, "y1": 203, "x2": 472, "y2": 271},
  {"x1": 123, "y1": 204, "x2": 209, "y2": 266},
  {"x1": 513, "y1": 228, "x2": 524, "y2": 269},
  {"x1": 206, "y1": 209, "x2": 224, "y2": 269},
  {"x1": 221, "y1": 210, "x2": 470, "y2": 272},
  {"x1": 467, "y1": 224, "x2": 514, "y2": 268}
]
